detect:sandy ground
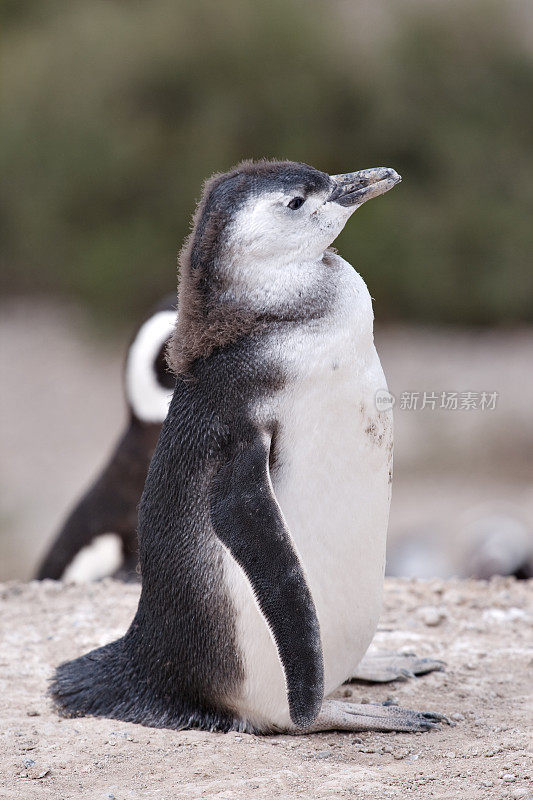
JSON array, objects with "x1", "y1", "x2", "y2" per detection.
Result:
[
  {"x1": 0, "y1": 577, "x2": 531, "y2": 800},
  {"x1": 1, "y1": 299, "x2": 532, "y2": 581}
]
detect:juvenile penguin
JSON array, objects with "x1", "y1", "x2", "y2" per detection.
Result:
[
  {"x1": 36, "y1": 296, "x2": 176, "y2": 582},
  {"x1": 51, "y1": 159, "x2": 443, "y2": 733}
]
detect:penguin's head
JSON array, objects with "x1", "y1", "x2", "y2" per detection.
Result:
[
  {"x1": 188, "y1": 160, "x2": 400, "y2": 272},
  {"x1": 170, "y1": 160, "x2": 401, "y2": 371},
  {"x1": 125, "y1": 296, "x2": 177, "y2": 424}
]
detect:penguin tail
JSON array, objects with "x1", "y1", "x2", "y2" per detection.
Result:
[
  {"x1": 50, "y1": 638, "x2": 246, "y2": 732},
  {"x1": 50, "y1": 638, "x2": 136, "y2": 721}
]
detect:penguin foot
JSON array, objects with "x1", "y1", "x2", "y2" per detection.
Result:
[
  {"x1": 347, "y1": 649, "x2": 445, "y2": 684},
  {"x1": 297, "y1": 699, "x2": 447, "y2": 733}
]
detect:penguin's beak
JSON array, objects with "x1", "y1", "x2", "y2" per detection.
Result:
[{"x1": 327, "y1": 167, "x2": 401, "y2": 207}]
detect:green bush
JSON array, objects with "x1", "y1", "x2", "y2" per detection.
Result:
[{"x1": 1, "y1": 0, "x2": 532, "y2": 325}]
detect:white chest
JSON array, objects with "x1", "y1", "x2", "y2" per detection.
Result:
[
  {"x1": 223, "y1": 260, "x2": 393, "y2": 728},
  {"x1": 272, "y1": 270, "x2": 392, "y2": 675}
]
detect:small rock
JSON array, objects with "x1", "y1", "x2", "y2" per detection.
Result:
[
  {"x1": 21, "y1": 760, "x2": 51, "y2": 780},
  {"x1": 502, "y1": 775, "x2": 517, "y2": 783},
  {"x1": 450, "y1": 712, "x2": 465, "y2": 722},
  {"x1": 420, "y1": 606, "x2": 447, "y2": 627},
  {"x1": 33, "y1": 767, "x2": 51, "y2": 779},
  {"x1": 21, "y1": 740, "x2": 36, "y2": 751},
  {"x1": 343, "y1": 688, "x2": 353, "y2": 698},
  {"x1": 511, "y1": 788, "x2": 530, "y2": 799},
  {"x1": 26, "y1": 710, "x2": 40, "y2": 717},
  {"x1": 393, "y1": 748, "x2": 409, "y2": 760}
]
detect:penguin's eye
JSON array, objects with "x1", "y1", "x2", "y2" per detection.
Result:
[{"x1": 287, "y1": 196, "x2": 305, "y2": 210}]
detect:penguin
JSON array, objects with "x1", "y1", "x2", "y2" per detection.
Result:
[
  {"x1": 460, "y1": 512, "x2": 533, "y2": 580},
  {"x1": 51, "y1": 159, "x2": 444, "y2": 734},
  {"x1": 36, "y1": 295, "x2": 177, "y2": 582}
]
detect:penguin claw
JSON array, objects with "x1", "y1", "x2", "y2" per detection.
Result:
[
  {"x1": 399, "y1": 668, "x2": 416, "y2": 680},
  {"x1": 421, "y1": 710, "x2": 453, "y2": 725},
  {"x1": 415, "y1": 657, "x2": 446, "y2": 674},
  {"x1": 347, "y1": 650, "x2": 446, "y2": 684}
]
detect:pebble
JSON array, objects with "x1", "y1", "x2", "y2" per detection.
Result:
[
  {"x1": 502, "y1": 775, "x2": 517, "y2": 783},
  {"x1": 393, "y1": 748, "x2": 409, "y2": 760},
  {"x1": 20, "y1": 759, "x2": 51, "y2": 780},
  {"x1": 420, "y1": 606, "x2": 447, "y2": 627},
  {"x1": 450, "y1": 712, "x2": 465, "y2": 722},
  {"x1": 511, "y1": 788, "x2": 530, "y2": 799}
]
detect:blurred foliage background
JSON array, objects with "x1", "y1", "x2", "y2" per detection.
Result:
[
  {"x1": 1, "y1": 0, "x2": 533, "y2": 327},
  {"x1": 2, "y1": 0, "x2": 533, "y2": 582}
]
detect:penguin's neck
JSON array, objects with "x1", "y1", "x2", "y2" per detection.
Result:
[
  {"x1": 169, "y1": 250, "x2": 367, "y2": 375},
  {"x1": 220, "y1": 250, "x2": 335, "y2": 317}
]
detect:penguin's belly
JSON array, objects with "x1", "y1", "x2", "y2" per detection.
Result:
[
  {"x1": 275, "y1": 354, "x2": 392, "y2": 693},
  {"x1": 222, "y1": 322, "x2": 392, "y2": 730}
]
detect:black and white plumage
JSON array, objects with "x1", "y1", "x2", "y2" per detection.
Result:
[
  {"x1": 36, "y1": 296, "x2": 176, "y2": 582},
  {"x1": 51, "y1": 159, "x2": 444, "y2": 734}
]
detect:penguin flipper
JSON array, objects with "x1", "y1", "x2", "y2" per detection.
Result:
[{"x1": 209, "y1": 426, "x2": 324, "y2": 729}]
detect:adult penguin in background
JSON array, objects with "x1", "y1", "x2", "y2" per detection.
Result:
[
  {"x1": 36, "y1": 296, "x2": 176, "y2": 582},
  {"x1": 51, "y1": 159, "x2": 446, "y2": 734}
]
